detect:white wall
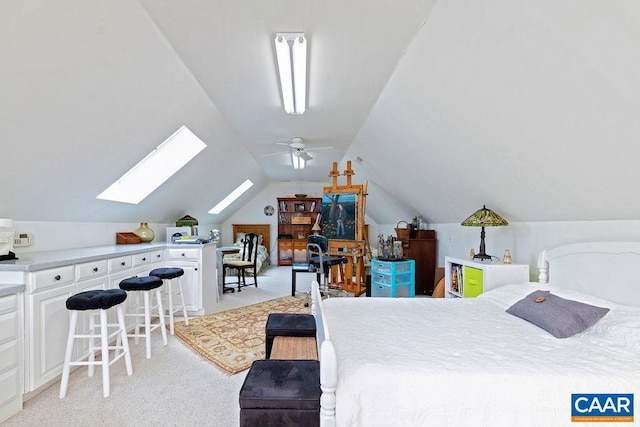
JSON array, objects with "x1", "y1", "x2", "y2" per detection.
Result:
[
  {"x1": 10, "y1": 214, "x2": 640, "y2": 285},
  {"x1": 11, "y1": 221, "x2": 173, "y2": 253},
  {"x1": 434, "y1": 219, "x2": 640, "y2": 280}
]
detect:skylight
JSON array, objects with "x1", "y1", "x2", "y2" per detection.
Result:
[
  {"x1": 209, "y1": 179, "x2": 254, "y2": 214},
  {"x1": 97, "y1": 126, "x2": 206, "y2": 204}
]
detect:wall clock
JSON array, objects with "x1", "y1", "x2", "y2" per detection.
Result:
[{"x1": 264, "y1": 205, "x2": 275, "y2": 216}]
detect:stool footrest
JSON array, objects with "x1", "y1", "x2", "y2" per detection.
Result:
[{"x1": 270, "y1": 336, "x2": 317, "y2": 360}]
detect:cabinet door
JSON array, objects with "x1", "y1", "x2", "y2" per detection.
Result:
[
  {"x1": 75, "y1": 277, "x2": 108, "y2": 360},
  {"x1": 169, "y1": 262, "x2": 201, "y2": 312},
  {"x1": 278, "y1": 240, "x2": 294, "y2": 265},
  {"x1": 0, "y1": 293, "x2": 22, "y2": 422},
  {"x1": 404, "y1": 239, "x2": 437, "y2": 295},
  {"x1": 293, "y1": 240, "x2": 308, "y2": 263},
  {"x1": 28, "y1": 283, "x2": 76, "y2": 391}
]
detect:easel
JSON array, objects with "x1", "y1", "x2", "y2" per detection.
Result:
[{"x1": 323, "y1": 161, "x2": 368, "y2": 296}]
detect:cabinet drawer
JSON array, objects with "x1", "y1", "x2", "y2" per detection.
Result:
[
  {"x1": 371, "y1": 283, "x2": 412, "y2": 298},
  {"x1": 0, "y1": 310, "x2": 18, "y2": 344},
  {"x1": 109, "y1": 255, "x2": 133, "y2": 273},
  {"x1": 371, "y1": 260, "x2": 413, "y2": 274},
  {"x1": 463, "y1": 266, "x2": 483, "y2": 298},
  {"x1": 150, "y1": 250, "x2": 164, "y2": 263},
  {"x1": 31, "y1": 266, "x2": 75, "y2": 292},
  {"x1": 167, "y1": 248, "x2": 199, "y2": 261},
  {"x1": 132, "y1": 252, "x2": 153, "y2": 267},
  {"x1": 0, "y1": 339, "x2": 18, "y2": 372},
  {"x1": 372, "y1": 272, "x2": 413, "y2": 286},
  {"x1": 0, "y1": 294, "x2": 18, "y2": 316},
  {"x1": 75, "y1": 260, "x2": 108, "y2": 281}
]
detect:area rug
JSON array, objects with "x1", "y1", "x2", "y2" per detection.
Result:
[{"x1": 174, "y1": 296, "x2": 311, "y2": 375}]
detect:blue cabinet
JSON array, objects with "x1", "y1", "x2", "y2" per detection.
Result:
[{"x1": 370, "y1": 259, "x2": 415, "y2": 297}]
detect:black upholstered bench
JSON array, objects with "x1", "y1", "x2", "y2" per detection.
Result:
[
  {"x1": 239, "y1": 359, "x2": 320, "y2": 427},
  {"x1": 265, "y1": 313, "x2": 316, "y2": 359}
]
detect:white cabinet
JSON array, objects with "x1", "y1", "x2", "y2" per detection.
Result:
[
  {"x1": 0, "y1": 292, "x2": 23, "y2": 423},
  {"x1": 28, "y1": 282, "x2": 76, "y2": 391},
  {"x1": 165, "y1": 244, "x2": 217, "y2": 315},
  {"x1": 444, "y1": 257, "x2": 530, "y2": 298},
  {"x1": 27, "y1": 261, "x2": 110, "y2": 392},
  {"x1": 0, "y1": 242, "x2": 214, "y2": 400}
]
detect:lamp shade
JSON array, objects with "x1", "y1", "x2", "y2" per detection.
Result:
[
  {"x1": 461, "y1": 205, "x2": 508, "y2": 261},
  {"x1": 461, "y1": 205, "x2": 508, "y2": 227}
]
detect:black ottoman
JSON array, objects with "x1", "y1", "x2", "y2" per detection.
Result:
[
  {"x1": 265, "y1": 313, "x2": 316, "y2": 359},
  {"x1": 239, "y1": 359, "x2": 320, "y2": 427}
]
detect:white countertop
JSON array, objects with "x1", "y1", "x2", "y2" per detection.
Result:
[{"x1": 0, "y1": 241, "x2": 217, "y2": 273}]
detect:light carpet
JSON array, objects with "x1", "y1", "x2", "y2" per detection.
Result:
[{"x1": 174, "y1": 295, "x2": 311, "y2": 375}]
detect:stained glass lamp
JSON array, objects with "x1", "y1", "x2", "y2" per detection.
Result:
[{"x1": 461, "y1": 205, "x2": 508, "y2": 261}]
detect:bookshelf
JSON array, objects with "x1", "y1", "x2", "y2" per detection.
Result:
[
  {"x1": 444, "y1": 257, "x2": 530, "y2": 298},
  {"x1": 277, "y1": 196, "x2": 322, "y2": 265}
]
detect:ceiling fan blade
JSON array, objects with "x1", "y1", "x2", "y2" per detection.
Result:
[
  {"x1": 300, "y1": 152, "x2": 313, "y2": 161},
  {"x1": 261, "y1": 151, "x2": 290, "y2": 157},
  {"x1": 306, "y1": 146, "x2": 334, "y2": 152}
]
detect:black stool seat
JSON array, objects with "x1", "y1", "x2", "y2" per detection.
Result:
[
  {"x1": 265, "y1": 313, "x2": 316, "y2": 359},
  {"x1": 66, "y1": 289, "x2": 127, "y2": 311},
  {"x1": 309, "y1": 255, "x2": 348, "y2": 268},
  {"x1": 119, "y1": 276, "x2": 163, "y2": 291},
  {"x1": 239, "y1": 359, "x2": 320, "y2": 427},
  {"x1": 149, "y1": 267, "x2": 184, "y2": 280}
]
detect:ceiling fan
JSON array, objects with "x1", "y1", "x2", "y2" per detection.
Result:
[{"x1": 261, "y1": 137, "x2": 333, "y2": 162}]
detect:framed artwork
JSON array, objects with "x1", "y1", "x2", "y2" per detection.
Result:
[
  {"x1": 321, "y1": 193, "x2": 357, "y2": 240},
  {"x1": 294, "y1": 202, "x2": 305, "y2": 212}
]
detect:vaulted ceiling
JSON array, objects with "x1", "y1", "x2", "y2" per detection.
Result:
[{"x1": 2, "y1": 1, "x2": 640, "y2": 226}]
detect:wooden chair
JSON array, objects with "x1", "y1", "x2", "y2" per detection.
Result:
[{"x1": 224, "y1": 232, "x2": 260, "y2": 292}]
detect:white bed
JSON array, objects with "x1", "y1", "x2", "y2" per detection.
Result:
[{"x1": 311, "y1": 242, "x2": 640, "y2": 426}]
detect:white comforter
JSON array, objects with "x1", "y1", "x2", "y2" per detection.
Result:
[{"x1": 322, "y1": 283, "x2": 640, "y2": 427}]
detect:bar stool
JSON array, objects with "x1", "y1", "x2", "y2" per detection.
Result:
[
  {"x1": 149, "y1": 267, "x2": 188, "y2": 335},
  {"x1": 59, "y1": 289, "x2": 133, "y2": 398},
  {"x1": 119, "y1": 276, "x2": 168, "y2": 359}
]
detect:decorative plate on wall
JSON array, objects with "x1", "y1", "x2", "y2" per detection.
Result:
[{"x1": 264, "y1": 205, "x2": 275, "y2": 216}]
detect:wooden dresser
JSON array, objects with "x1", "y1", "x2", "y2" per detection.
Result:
[{"x1": 399, "y1": 230, "x2": 437, "y2": 295}]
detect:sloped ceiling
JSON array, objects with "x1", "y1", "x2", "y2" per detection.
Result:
[{"x1": 2, "y1": 1, "x2": 640, "y2": 226}]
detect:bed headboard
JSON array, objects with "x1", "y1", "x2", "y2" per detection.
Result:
[
  {"x1": 232, "y1": 224, "x2": 271, "y2": 255},
  {"x1": 538, "y1": 241, "x2": 640, "y2": 306}
]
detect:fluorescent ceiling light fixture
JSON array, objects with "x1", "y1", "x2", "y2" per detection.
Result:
[
  {"x1": 97, "y1": 125, "x2": 206, "y2": 204},
  {"x1": 274, "y1": 32, "x2": 307, "y2": 114},
  {"x1": 209, "y1": 179, "x2": 254, "y2": 214},
  {"x1": 291, "y1": 151, "x2": 306, "y2": 169}
]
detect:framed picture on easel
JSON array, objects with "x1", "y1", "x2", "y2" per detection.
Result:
[{"x1": 321, "y1": 193, "x2": 357, "y2": 240}]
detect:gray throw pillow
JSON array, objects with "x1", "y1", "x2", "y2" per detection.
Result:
[{"x1": 505, "y1": 290, "x2": 610, "y2": 338}]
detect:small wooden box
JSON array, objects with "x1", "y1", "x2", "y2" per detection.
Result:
[
  {"x1": 291, "y1": 216, "x2": 311, "y2": 225},
  {"x1": 116, "y1": 232, "x2": 141, "y2": 244}
]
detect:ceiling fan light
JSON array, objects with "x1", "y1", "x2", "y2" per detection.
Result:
[{"x1": 291, "y1": 151, "x2": 306, "y2": 169}]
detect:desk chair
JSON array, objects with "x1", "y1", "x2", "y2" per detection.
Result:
[{"x1": 306, "y1": 235, "x2": 347, "y2": 296}]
